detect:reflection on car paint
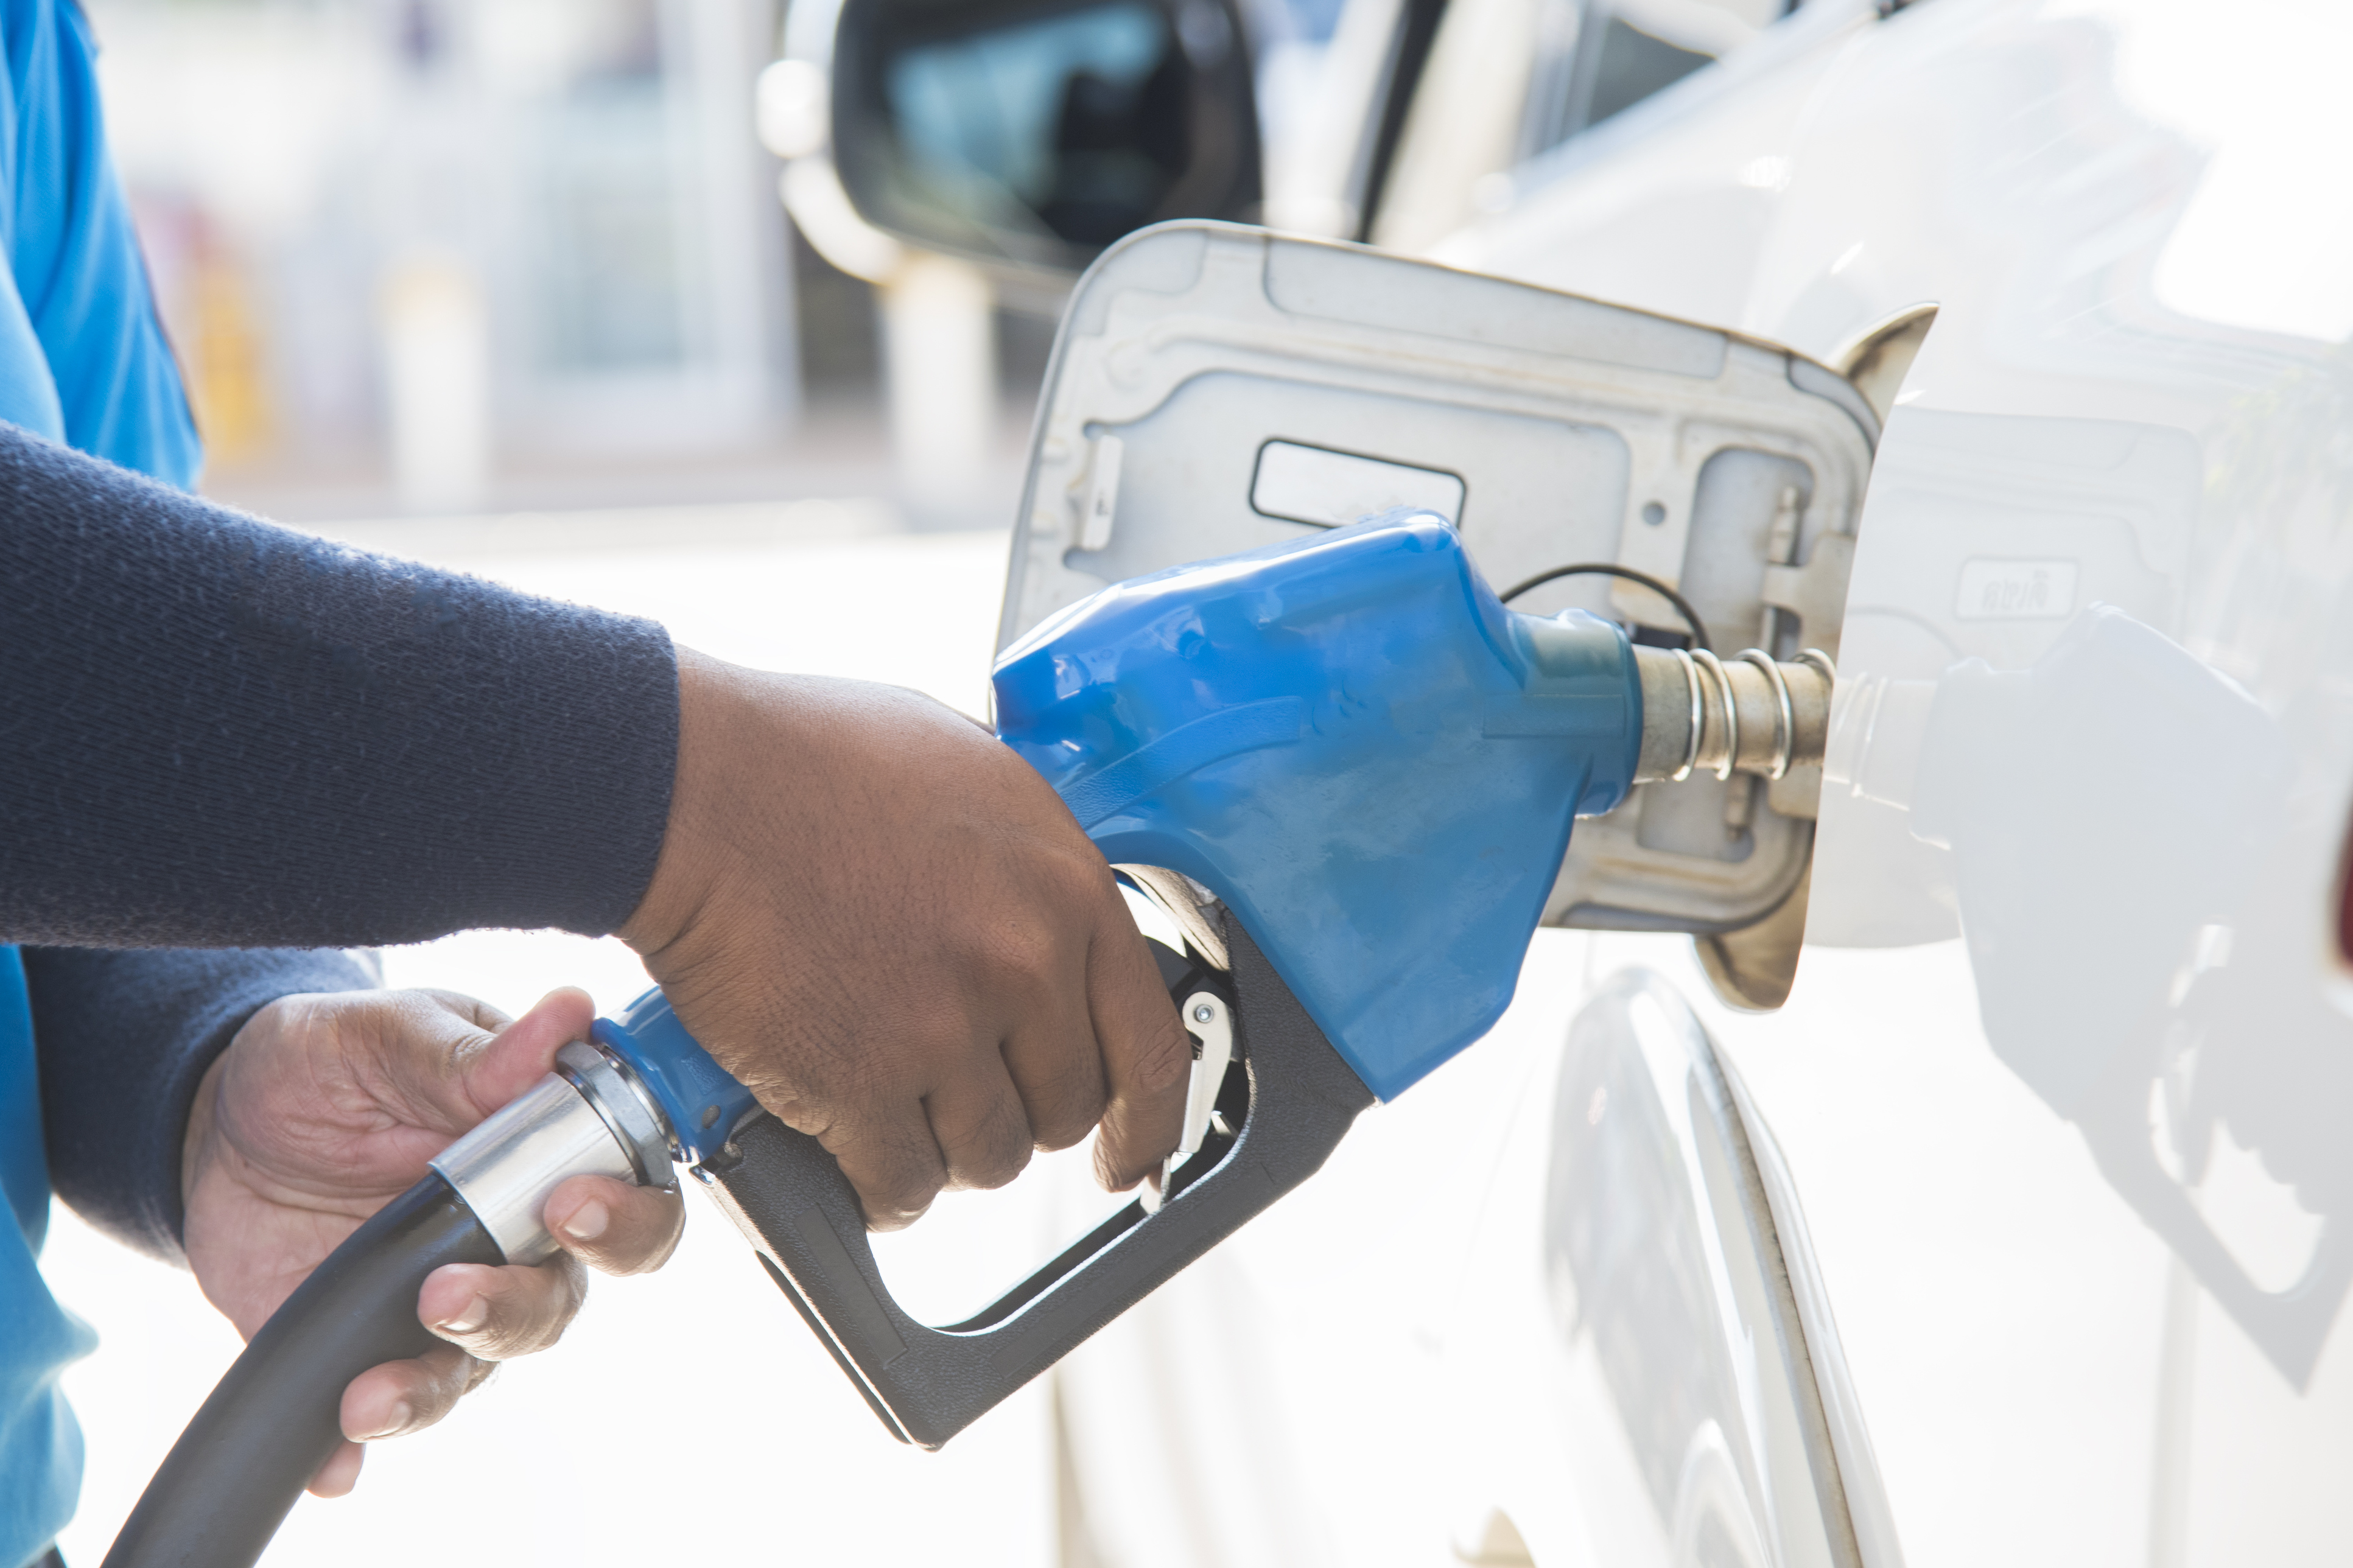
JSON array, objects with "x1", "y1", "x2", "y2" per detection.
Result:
[
  {"x1": 1825, "y1": 598, "x2": 2353, "y2": 1385},
  {"x1": 1545, "y1": 970, "x2": 1857, "y2": 1568}
]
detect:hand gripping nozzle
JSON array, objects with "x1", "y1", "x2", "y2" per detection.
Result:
[{"x1": 591, "y1": 919, "x2": 1372, "y2": 1448}]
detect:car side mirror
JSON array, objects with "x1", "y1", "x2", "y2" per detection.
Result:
[{"x1": 827, "y1": 0, "x2": 1263, "y2": 274}]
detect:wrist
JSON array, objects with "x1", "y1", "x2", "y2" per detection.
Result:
[
  {"x1": 619, "y1": 645, "x2": 769, "y2": 962},
  {"x1": 180, "y1": 1048, "x2": 230, "y2": 1234}
]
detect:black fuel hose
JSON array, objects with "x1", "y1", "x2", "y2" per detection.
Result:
[{"x1": 102, "y1": 1174, "x2": 502, "y2": 1568}]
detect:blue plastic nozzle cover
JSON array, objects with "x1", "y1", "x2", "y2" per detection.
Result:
[
  {"x1": 991, "y1": 512, "x2": 1641, "y2": 1100},
  {"x1": 593, "y1": 989, "x2": 758, "y2": 1168}
]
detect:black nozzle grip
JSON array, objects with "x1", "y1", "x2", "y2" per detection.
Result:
[{"x1": 698, "y1": 921, "x2": 1374, "y2": 1448}]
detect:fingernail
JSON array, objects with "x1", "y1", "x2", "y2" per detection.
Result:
[
  {"x1": 559, "y1": 1200, "x2": 609, "y2": 1243},
  {"x1": 360, "y1": 1401, "x2": 412, "y2": 1440},
  {"x1": 435, "y1": 1297, "x2": 486, "y2": 1335}
]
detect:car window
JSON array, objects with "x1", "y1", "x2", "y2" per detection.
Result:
[
  {"x1": 1521, "y1": 0, "x2": 1792, "y2": 161},
  {"x1": 1365, "y1": 0, "x2": 1799, "y2": 252}
]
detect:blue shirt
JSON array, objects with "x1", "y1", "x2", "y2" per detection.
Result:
[
  {"x1": 0, "y1": 951, "x2": 86, "y2": 1568},
  {"x1": 0, "y1": 1, "x2": 203, "y2": 1559}
]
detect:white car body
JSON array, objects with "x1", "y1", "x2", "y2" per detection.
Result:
[{"x1": 1038, "y1": 2, "x2": 2353, "y2": 1566}]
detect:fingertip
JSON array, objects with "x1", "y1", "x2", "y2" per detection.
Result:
[
  {"x1": 860, "y1": 1199, "x2": 930, "y2": 1233},
  {"x1": 552, "y1": 1192, "x2": 611, "y2": 1245},
  {"x1": 547, "y1": 1174, "x2": 682, "y2": 1275},
  {"x1": 507, "y1": 987, "x2": 597, "y2": 1053},
  {"x1": 535, "y1": 985, "x2": 598, "y2": 1027},
  {"x1": 561, "y1": 1169, "x2": 658, "y2": 1225},
  {"x1": 858, "y1": 1178, "x2": 938, "y2": 1231},
  {"x1": 421, "y1": 1258, "x2": 584, "y2": 1360},
  {"x1": 418, "y1": 1262, "x2": 499, "y2": 1335},
  {"x1": 340, "y1": 1366, "x2": 416, "y2": 1444},
  {"x1": 825, "y1": 1119, "x2": 949, "y2": 1237},
  {"x1": 307, "y1": 1440, "x2": 365, "y2": 1499},
  {"x1": 1092, "y1": 1084, "x2": 1184, "y2": 1193},
  {"x1": 471, "y1": 988, "x2": 599, "y2": 1105},
  {"x1": 1091, "y1": 1139, "x2": 1148, "y2": 1194}
]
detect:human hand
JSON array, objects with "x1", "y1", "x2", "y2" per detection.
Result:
[
  {"x1": 181, "y1": 987, "x2": 684, "y2": 1497},
  {"x1": 619, "y1": 648, "x2": 1192, "y2": 1230}
]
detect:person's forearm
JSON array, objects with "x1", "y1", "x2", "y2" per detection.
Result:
[{"x1": 0, "y1": 422, "x2": 679, "y2": 947}]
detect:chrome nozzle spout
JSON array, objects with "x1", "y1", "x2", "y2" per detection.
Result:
[{"x1": 1633, "y1": 646, "x2": 1835, "y2": 784}]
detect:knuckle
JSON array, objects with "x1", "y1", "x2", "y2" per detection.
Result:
[
  {"x1": 850, "y1": 1141, "x2": 944, "y2": 1230},
  {"x1": 411, "y1": 1349, "x2": 474, "y2": 1421},
  {"x1": 951, "y1": 1134, "x2": 1032, "y2": 1192},
  {"x1": 985, "y1": 919, "x2": 1065, "y2": 993},
  {"x1": 934, "y1": 1076, "x2": 1037, "y2": 1191},
  {"x1": 862, "y1": 1191, "x2": 935, "y2": 1231},
  {"x1": 869, "y1": 1154, "x2": 944, "y2": 1225},
  {"x1": 1025, "y1": 1071, "x2": 1107, "y2": 1151},
  {"x1": 1029, "y1": 1108, "x2": 1096, "y2": 1153},
  {"x1": 883, "y1": 1166, "x2": 945, "y2": 1215}
]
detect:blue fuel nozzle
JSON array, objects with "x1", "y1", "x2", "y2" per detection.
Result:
[
  {"x1": 992, "y1": 511, "x2": 1643, "y2": 1100},
  {"x1": 561, "y1": 513, "x2": 1652, "y2": 1452}
]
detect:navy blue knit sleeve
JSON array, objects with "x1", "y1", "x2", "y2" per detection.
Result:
[
  {"x1": 0, "y1": 421, "x2": 679, "y2": 947},
  {"x1": 27, "y1": 945, "x2": 380, "y2": 1261}
]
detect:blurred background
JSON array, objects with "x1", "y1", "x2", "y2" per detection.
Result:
[
  {"x1": 79, "y1": 0, "x2": 1350, "y2": 529},
  {"x1": 79, "y1": 0, "x2": 1758, "y2": 528},
  {"x1": 100, "y1": 0, "x2": 821, "y2": 520}
]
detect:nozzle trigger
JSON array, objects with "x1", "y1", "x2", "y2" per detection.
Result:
[{"x1": 1145, "y1": 989, "x2": 1236, "y2": 1213}]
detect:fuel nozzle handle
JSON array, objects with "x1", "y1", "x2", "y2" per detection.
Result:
[
  {"x1": 254, "y1": 934, "x2": 1325, "y2": 1462},
  {"x1": 591, "y1": 920, "x2": 1371, "y2": 1450}
]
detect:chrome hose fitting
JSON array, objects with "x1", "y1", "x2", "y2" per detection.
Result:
[
  {"x1": 429, "y1": 1040, "x2": 676, "y2": 1265},
  {"x1": 1633, "y1": 646, "x2": 1836, "y2": 784}
]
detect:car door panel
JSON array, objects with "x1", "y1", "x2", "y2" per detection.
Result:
[
  {"x1": 1039, "y1": 0, "x2": 2353, "y2": 1564},
  {"x1": 1450, "y1": 2, "x2": 2353, "y2": 1564}
]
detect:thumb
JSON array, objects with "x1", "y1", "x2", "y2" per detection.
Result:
[{"x1": 453, "y1": 987, "x2": 599, "y2": 1124}]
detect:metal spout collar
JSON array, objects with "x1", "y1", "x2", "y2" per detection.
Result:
[
  {"x1": 429, "y1": 1040, "x2": 674, "y2": 1265},
  {"x1": 1633, "y1": 646, "x2": 1835, "y2": 783}
]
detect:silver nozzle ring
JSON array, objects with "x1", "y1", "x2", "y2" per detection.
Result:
[
  {"x1": 1690, "y1": 648, "x2": 1737, "y2": 781},
  {"x1": 1737, "y1": 649, "x2": 1796, "y2": 780}
]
